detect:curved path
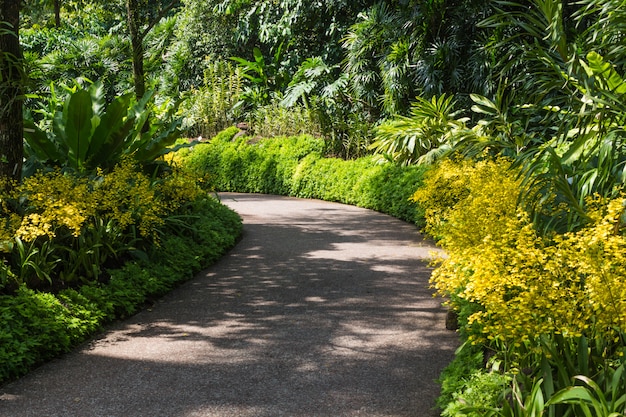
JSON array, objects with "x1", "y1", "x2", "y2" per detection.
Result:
[{"x1": 0, "y1": 193, "x2": 458, "y2": 417}]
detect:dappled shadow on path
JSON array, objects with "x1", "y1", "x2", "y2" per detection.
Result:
[{"x1": 0, "y1": 193, "x2": 458, "y2": 417}]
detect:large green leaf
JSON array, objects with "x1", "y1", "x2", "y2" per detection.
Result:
[
  {"x1": 252, "y1": 47, "x2": 265, "y2": 67},
  {"x1": 63, "y1": 89, "x2": 94, "y2": 171},
  {"x1": 89, "y1": 81, "x2": 107, "y2": 117},
  {"x1": 25, "y1": 83, "x2": 184, "y2": 174},
  {"x1": 87, "y1": 93, "x2": 133, "y2": 166},
  {"x1": 133, "y1": 118, "x2": 182, "y2": 162},
  {"x1": 23, "y1": 120, "x2": 63, "y2": 163}
]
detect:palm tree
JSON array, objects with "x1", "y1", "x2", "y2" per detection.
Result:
[
  {"x1": 342, "y1": 0, "x2": 494, "y2": 118},
  {"x1": 370, "y1": 94, "x2": 465, "y2": 165}
]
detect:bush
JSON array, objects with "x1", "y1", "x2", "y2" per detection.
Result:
[
  {"x1": 416, "y1": 157, "x2": 626, "y2": 415},
  {"x1": 0, "y1": 169, "x2": 242, "y2": 384},
  {"x1": 182, "y1": 131, "x2": 427, "y2": 224},
  {"x1": 1, "y1": 162, "x2": 182, "y2": 290},
  {"x1": 437, "y1": 342, "x2": 486, "y2": 412},
  {"x1": 441, "y1": 370, "x2": 509, "y2": 417},
  {"x1": 414, "y1": 158, "x2": 626, "y2": 349}
]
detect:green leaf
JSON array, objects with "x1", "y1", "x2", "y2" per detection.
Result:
[
  {"x1": 23, "y1": 120, "x2": 63, "y2": 163},
  {"x1": 586, "y1": 51, "x2": 626, "y2": 95},
  {"x1": 548, "y1": 386, "x2": 595, "y2": 404},
  {"x1": 252, "y1": 47, "x2": 265, "y2": 66},
  {"x1": 470, "y1": 94, "x2": 499, "y2": 115},
  {"x1": 87, "y1": 93, "x2": 133, "y2": 165},
  {"x1": 134, "y1": 118, "x2": 182, "y2": 162},
  {"x1": 64, "y1": 89, "x2": 94, "y2": 171},
  {"x1": 89, "y1": 81, "x2": 106, "y2": 117}
]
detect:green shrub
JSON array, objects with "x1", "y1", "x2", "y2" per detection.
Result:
[
  {"x1": 441, "y1": 370, "x2": 510, "y2": 417},
  {"x1": 0, "y1": 287, "x2": 73, "y2": 380},
  {"x1": 182, "y1": 130, "x2": 426, "y2": 224},
  {"x1": 437, "y1": 342, "x2": 486, "y2": 412},
  {"x1": 0, "y1": 194, "x2": 241, "y2": 384}
]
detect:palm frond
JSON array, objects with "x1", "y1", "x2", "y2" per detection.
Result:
[{"x1": 370, "y1": 94, "x2": 464, "y2": 166}]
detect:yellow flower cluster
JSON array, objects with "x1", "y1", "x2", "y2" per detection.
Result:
[
  {"x1": 14, "y1": 172, "x2": 92, "y2": 242},
  {"x1": 0, "y1": 160, "x2": 196, "y2": 248},
  {"x1": 561, "y1": 197, "x2": 626, "y2": 333},
  {"x1": 154, "y1": 166, "x2": 204, "y2": 214},
  {"x1": 92, "y1": 162, "x2": 166, "y2": 239},
  {"x1": 416, "y1": 158, "x2": 626, "y2": 347},
  {"x1": 411, "y1": 158, "x2": 472, "y2": 240},
  {"x1": 0, "y1": 196, "x2": 21, "y2": 252}
]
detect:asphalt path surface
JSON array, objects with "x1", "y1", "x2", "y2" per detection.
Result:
[{"x1": 0, "y1": 193, "x2": 458, "y2": 417}]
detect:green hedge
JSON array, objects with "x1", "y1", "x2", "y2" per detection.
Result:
[
  {"x1": 183, "y1": 129, "x2": 427, "y2": 225},
  {"x1": 0, "y1": 197, "x2": 242, "y2": 383}
]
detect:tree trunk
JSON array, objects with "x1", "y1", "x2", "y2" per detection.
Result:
[
  {"x1": 126, "y1": 0, "x2": 179, "y2": 102},
  {"x1": 0, "y1": 0, "x2": 23, "y2": 185},
  {"x1": 126, "y1": 0, "x2": 146, "y2": 101},
  {"x1": 54, "y1": 0, "x2": 61, "y2": 27}
]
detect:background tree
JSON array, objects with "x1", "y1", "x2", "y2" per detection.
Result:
[
  {"x1": 0, "y1": 0, "x2": 23, "y2": 184},
  {"x1": 53, "y1": 0, "x2": 60, "y2": 26},
  {"x1": 126, "y1": 0, "x2": 179, "y2": 100},
  {"x1": 343, "y1": 0, "x2": 493, "y2": 118},
  {"x1": 21, "y1": 0, "x2": 67, "y2": 27}
]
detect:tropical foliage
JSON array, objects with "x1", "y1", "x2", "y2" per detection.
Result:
[
  {"x1": 370, "y1": 0, "x2": 626, "y2": 414},
  {"x1": 3, "y1": 0, "x2": 626, "y2": 414},
  {"x1": 415, "y1": 157, "x2": 626, "y2": 416},
  {"x1": 180, "y1": 59, "x2": 244, "y2": 138},
  {"x1": 370, "y1": 94, "x2": 465, "y2": 166},
  {"x1": 24, "y1": 81, "x2": 182, "y2": 174}
]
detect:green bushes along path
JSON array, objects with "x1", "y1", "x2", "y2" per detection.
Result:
[
  {"x1": 0, "y1": 180, "x2": 242, "y2": 384},
  {"x1": 179, "y1": 127, "x2": 427, "y2": 225}
]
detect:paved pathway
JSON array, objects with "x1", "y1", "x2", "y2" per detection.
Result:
[{"x1": 0, "y1": 193, "x2": 458, "y2": 417}]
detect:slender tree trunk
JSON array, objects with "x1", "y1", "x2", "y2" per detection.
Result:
[
  {"x1": 126, "y1": 0, "x2": 146, "y2": 101},
  {"x1": 126, "y1": 0, "x2": 179, "y2": 101},
  {"x1": 54, "y1": 0, "x2": 61, "y2": 27},
  {"x1": 0, "y1": 0, "x2": 23, "y2": 185}
]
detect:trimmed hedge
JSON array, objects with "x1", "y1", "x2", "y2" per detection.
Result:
[
  {"x1": 0, "y1": 197, "x2": 242, "y2": 383},
  {"x1": 183, "y1": 129, "x2": 427, "y2": 225}
]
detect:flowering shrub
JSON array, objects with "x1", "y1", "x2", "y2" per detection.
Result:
[
  {"x1": 91, "y1": 163, "x2": 166, "y2": 240},
  {"x1": 0, "y1": 160, "x2": 206, "y2": 291},
  {"x1": 14, "y1": 173, "x2": 92, "y2": 242},
  {"x1": 418, "y1": 158, "x2": 626, "y2": 415},
  {"x1": 0, "y1": 192, "x2": 242, "y2": 383},
  {"x1": 414, "y1": 158, "x2": 626, "y2": 350}
]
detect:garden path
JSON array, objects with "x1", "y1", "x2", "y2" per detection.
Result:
[{"x1": 0, "y1": 193, "x2": 458, "y2": 417}]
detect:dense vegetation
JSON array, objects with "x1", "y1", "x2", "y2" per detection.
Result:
[
  {"x1": 0, "y1": 157, "x2": 242, "y2": 382},
  {"x1": 1, "y1": 0, "x2": 625, "y2": 415},
  {"x1": 177, "y1": 127, "x2": 426, "y2": 225},
  {"x1": 0, "y1": 0, "x2": 248, "y2": 384}
]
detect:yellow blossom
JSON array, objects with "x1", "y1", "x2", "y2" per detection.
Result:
[{"x1": 419, "y1": 158, "x2": 626, "y2": 348}]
